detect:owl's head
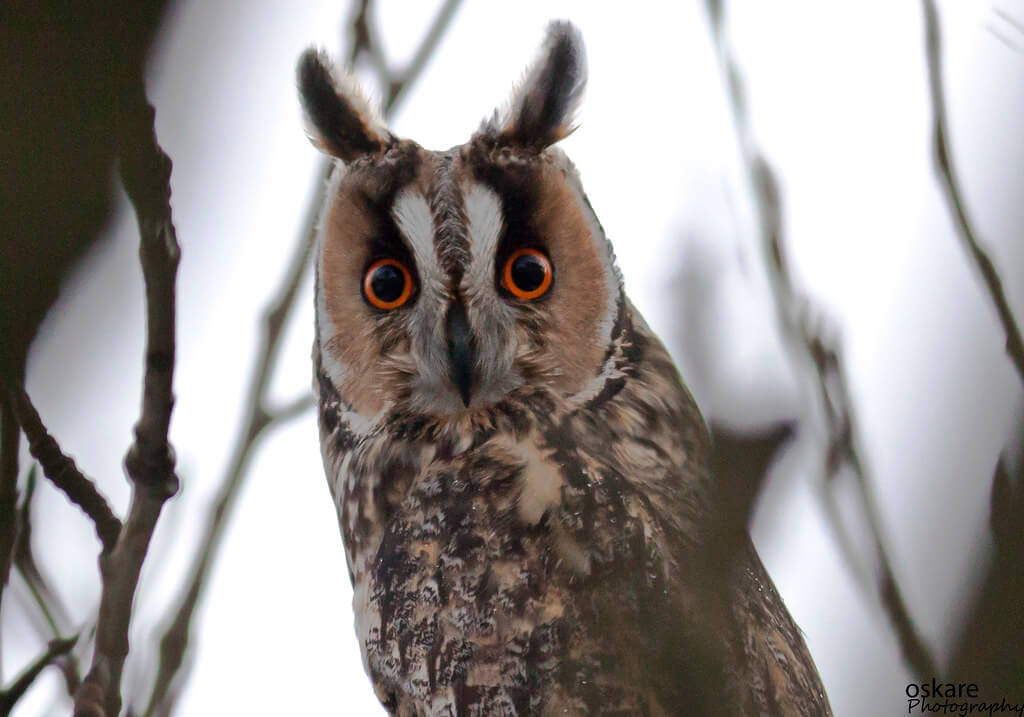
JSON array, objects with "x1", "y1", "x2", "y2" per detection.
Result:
[{"x1": 300, "y1": 22, "x2": 623, "y2": 419}]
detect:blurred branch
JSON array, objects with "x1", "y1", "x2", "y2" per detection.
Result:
[
  {"x1": 995, "y1": 6, "x2": 1024, "y2": 34},
  {"x1": 15, "y1": 467, "x2": 65, "y2": 636},
  {"x1": 74, "y1": 79, "x2": 181, "y2": 717},
  {"x1": 986, "y1": 23, "x2": 1024, "y2": 54},
  {"x1": 0, "y1": 635, "x2": 78, "y2": 716},
  {"x1": 922, "y1": 0, "x2": 1024, "y2": 387},
  {"x1": 990, "y1": 7, "x2": 1024, "y2": 52},
  {"x1": 10, "y1": 389, "x2": 122, "y2": 553},
  {"x1": 143, "y1": 3, "x2": 463, "y2": 714},
  {"x1": 12, "y1": 466, "x2": 81, "y2": 698},
  {"x1": 924, "y1": 2, "x2": 1024, "y2": 683},
  {"x1": 142, "y1": 198, "x2": 318, "y2": 717},
  {"x1": 951, "y1": 444, "x2": 1024, "y2": 691},
  {"x1": 0, "y1": 0, "x2": 169, "y2": 389},
  {"x1": 0, "y1": 396, "x2": 18, "y2": 613},
  {"x1": 273, "y1": 394, "x2": 317, "y2": 425},
  {"x1": 988, "y1": 455, "x2": 1018, "y2": 552},
  {"x1": 704, "y1": 0, "x2": 939, "y2": 679},
  {"x1": 708, "y1": 422, "x2": 795, "y2": 559},
  {"x1": 350, "y1": 0, "x2": 462, "y2": 114}
]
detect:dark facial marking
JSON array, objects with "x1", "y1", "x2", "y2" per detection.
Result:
[
  {"x1": 465, "y1": 144, "x2": 549, "y2": 299},
  {"x1": 500, "y1": 23, "x2": 584, "y2": 149},
  {"x1": 297, "y1": 49, "x2": 388, "y2": 161},
  {"x1": 352, "y1": 143, "x2": 424, "y2": 297}
]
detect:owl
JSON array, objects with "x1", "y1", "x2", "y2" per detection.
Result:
[{"x1": 300, "y1": 22, "x2": 832, "y2": 716}]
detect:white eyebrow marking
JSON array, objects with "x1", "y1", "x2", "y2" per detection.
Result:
[
  {"x1": 392, "y1": 189, "x2": 445, "y2": 295},
  {"x1": 463, "y1": 183, "x2": 504, "y2": 291}
]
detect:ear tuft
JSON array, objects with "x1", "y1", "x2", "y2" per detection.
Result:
[
  {"x1": 297, "y1": 48, "x2": 390, "y2": 161},
  {"x1": 488, "y1": 21, "x2": 587, "y2": 149}
]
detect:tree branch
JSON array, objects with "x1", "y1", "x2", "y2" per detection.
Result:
[
  {"x1": 703, "y1": 0, "x2": 939, "y2": 679},
  {"x1": 922, "y1": 0, "x2": 1024, "y2": 387},
  {"x1": 12, "y1": 466, "x2": 81, "y2": 698},
  {"x1": 141, "y1": 169, "x2": 319, "y2": 717},
  {"x1": 73, "y1": 79, "x2": 181, "y2": 717},
  {"x1": 384, "y1": 0, "x2": 462, "y2": 114},
  {"x1": 0, "y1": 635, "x2": 78, "y2": 716},
  {"x1": 708, "y1": 422, "x2": 796, "y2": 562},
  {"x1": 9, "y1": 390, "x2": 122, "y2": 553},
  {"x1": 348, "y1": 0, "x2": 461, "y2": 115}
]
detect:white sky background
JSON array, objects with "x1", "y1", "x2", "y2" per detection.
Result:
[{"x1": 4, "y1": 1, "x2": 1024, "y2": 715}]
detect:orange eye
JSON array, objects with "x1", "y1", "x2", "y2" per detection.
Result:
[
  {"x1": 363, "y1": 258, "x2": 414, "y2": 310},
  {"x1": 502, "y1": 248, "x2": 552, "y2": 300}
]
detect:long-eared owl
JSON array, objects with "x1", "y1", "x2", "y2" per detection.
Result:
[{"x1": 300, "y1": 21, "x2": 832, "y2": 716}]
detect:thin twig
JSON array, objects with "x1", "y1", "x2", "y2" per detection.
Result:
[
  {"x1": 994, "y1": 7, "x2": 1024, "y2": 36},
  {"x1": 15, "y1": 467, "x2": 61, "y2": 637},
  {"x1": 73, "y1": 79, "x2": 181, "y2": 717},
  {"x1": 272, "y1": 394, "x2": 317, "y2": 425},
  {"x1": 15, "y1": 467, "x2": 66, "y2": 636},
  {"x1": 922, "y1": 0, "x2": 1024, "y2": 387},
  {"x1": 807, "y1": 332, "x2": 940, "y2": 677},
  {"x1": 382, "y1": 0, "x2": 462, "y2": 114},
  {"x1": 142, "y1": 3, "x2": 463, "y2": 713},
  {"x1": 10, "y1": 390, "x2": 122, "y2": 553},
  {"x1": 0, "y1": 635, "x2": 78, "y2": 716},
  {"x1": 12, "y1": 466, "x2": 81, "y2": 698},
  {"x1": 349, "y1": 0, "x2": 391, "y2": 81},
  {"x1": 347, "y1": 0, "x2": 460, "y2": 114},
  {"x1": 703, "y1": 0, "x2": 939, "y2": 679},
  {"x1": 986, "y1": 23, "x2": 1024, "y2": 53}
]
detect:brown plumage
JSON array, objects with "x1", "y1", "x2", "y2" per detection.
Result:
[{"x1": 301, "y1": 21, "x2": 832, "y2": 716}]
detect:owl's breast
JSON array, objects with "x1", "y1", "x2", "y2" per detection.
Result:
[{"x1": 348, "y1": 411, "x2": 705, "y2": 715}]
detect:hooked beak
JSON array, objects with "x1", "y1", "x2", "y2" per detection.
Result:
[{"x1": 445, "y1": 301, "x2": 476, "y2": 407}]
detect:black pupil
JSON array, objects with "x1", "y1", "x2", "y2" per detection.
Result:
[
  {"x1": 511, "y1": 254, "x2": 546, "y2": 292},
  {"x1": 370, "y1": 264, "x2": 405, "y2": 303}
]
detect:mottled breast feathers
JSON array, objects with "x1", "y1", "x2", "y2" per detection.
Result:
[{"x1": 301, "y1": 20, "x2": 832, "y2": 717}]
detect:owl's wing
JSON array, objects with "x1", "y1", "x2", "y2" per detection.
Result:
[
  {"x1": 538, "y1": 306, "x2": 832, "y2": 715},
  {"x1": 728, "y1": 537, "x2": 835, "y2": 716}
]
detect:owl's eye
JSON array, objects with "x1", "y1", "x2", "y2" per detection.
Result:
[
  {"x1": 363, "y1": 258, "x2": 414, "y2": 310},
  {"x1": 502, "y1": 248, "x2": 553, "y2": 300}
]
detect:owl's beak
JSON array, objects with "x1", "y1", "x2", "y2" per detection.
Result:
[{"x1": 445, "y1": 301, "x2": 476, "y2": 407}]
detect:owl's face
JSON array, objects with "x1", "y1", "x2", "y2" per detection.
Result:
[{"x1": 302, "y1": 24, "x2": 620, "y2": 418}]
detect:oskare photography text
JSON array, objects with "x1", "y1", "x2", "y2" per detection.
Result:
[{"x1": 906, "y1": 679, "x2": 1023, "y2": 716}]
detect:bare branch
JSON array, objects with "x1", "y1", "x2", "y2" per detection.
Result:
[
  {"x1": 347, "y1": 0, "x2": 462, "y2": 113},
  {"x1": 951, "y1": 439, "x2": 1024, "y2": 691},
  {"x1": 141, "y1": 169, "x2": 320, "y2": 717},
  {"x1": 348, "y1": 0, "x2": 391, "y2": 82},
  {"x1": 74, "y1": 79, "x2": 181, "y2": 717},
  {"x1": 0, "y1": 635, "x2": 78, "y2": 715},
  {"x1": 382, "y1": 0, "x2": 462, "y2": 113},
  {"x1": 12, "y1": 467, "x2": 81, "y2": 699},
  {"x1": 703, "y1": 0, "x2": 939, "y2": 679},
  {"x1": 142, "y1": 4, "x2": 463, "y2": 712},
  {"x1": 994, "y1": 6, "x2": 1024, "y2": 36},
  {"x1": 986, "y1": 23, "x2": 1024, "y2": 54},
  {"x1": 708, "y1": 422, "x2": 795, "y2": 560},
  {"x1": 15, "y1": 465, "x2": 75, "y2": 633},
  {"x1": 0, "y1": 395, "x2": 18, "y2": 606},
  {"x1": 922, "y1": 0, "x2": 1024, "y2": 386},
  {"x1": 271, "y1": 393, "x2": 317, "y2": 425},
  {"x1": 9, "y1": 389, "x2": 122, "y2": 553}
]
